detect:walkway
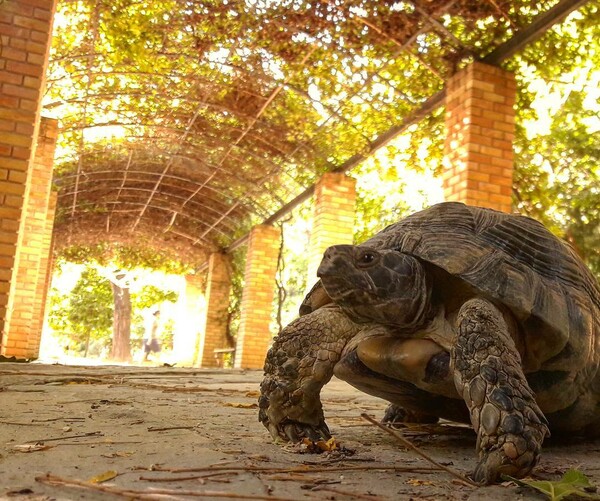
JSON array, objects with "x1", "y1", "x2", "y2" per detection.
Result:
[{"x1": 0, "y1": 364, "x2": 598, "y2": 500}]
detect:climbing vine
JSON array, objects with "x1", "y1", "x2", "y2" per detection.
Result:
[{"x1": 44, "y1": 0, "x2": 585, "y2": 265}]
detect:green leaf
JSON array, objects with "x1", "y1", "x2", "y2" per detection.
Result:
[{"x1": 504, "y1": 470, "x2": 600, "y2": 500}]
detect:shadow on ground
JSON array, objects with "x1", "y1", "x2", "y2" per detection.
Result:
[{"x1": 1, "y1": 364, "x2": 598, "y2": 500}]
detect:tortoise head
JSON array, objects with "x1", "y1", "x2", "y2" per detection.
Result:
[{"x1": 317, "y1": 245, "x2": 434, "y2": 329}]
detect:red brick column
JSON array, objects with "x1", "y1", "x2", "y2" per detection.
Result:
[
  {"x1": 234, "y1": 225, "x2": 281, "y2": 369},
  {"x1": 307, "y1": 173, "x2": 356, "y2": 287},
  {"x1": 4, "y1": 117, "x2": 57, "y2": 358},
  {"x1": 34, "y1": 190, "x2": 57, "y2": 350},
  {"x1": 198, "y1": 253, "x2": 232, "y2": 367},
  {"x1": 0, "y1": 0, "x2": 57, "y2": 352},
  {"x1": 443, "y1": 62, "x2": 516, "y2": 213}
]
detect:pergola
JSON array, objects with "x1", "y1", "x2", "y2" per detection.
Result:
[
  {"x1": 43, "y1": 0, "x2": 588, "y2": 260},
  {"x1": 0, "y1": 0, "x2": 594, "y2": 366}
]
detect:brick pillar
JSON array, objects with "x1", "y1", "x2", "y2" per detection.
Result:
[
  {"x1": 170, "y1": 274, "x2": 205, "y2": 366},
  {"x1": 0, "y1": 0, "x2": 57, "y2": 352},
  {"x1": 3, "y1": 118, "x2": 57, "y2": 358},
  {"x1": 306, "y1": 172, "x2": 356, "y2": 288},
  {"x1": 28, "y1": 121, "x2": 58, "y2": 357},
  {"x1": 443, "y1": 61, "x2": 516, "y2": 213},
  {"x1": 198, "y1": 253, "x2": 232, "y2": 368},
  {"x1": 34, "y1": 190, "x2": 57, "y2": 350},
  {"x1": 234, "y1": 225, "x2": 281, "y2": 369}
]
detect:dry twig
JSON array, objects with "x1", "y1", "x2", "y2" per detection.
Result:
[
  {"x1": 25, "y1": 431, "x2": 103, "y2": 443},
  {"x1": 361, "y1": 413, "x2": 477, "y2": 487},
  {"x1": 36, "y1": 473, "x2": 295, "y2": 500},
  {"x1": 54, "y1": 439, "x2": 142, "y2": 446},
  {"x1": 139, "y1": 472, "x2": 238, "y2": 483},
  {"x1": 32, "y1": 417, "x2": 86, "y2": 422},
  {"x1": 0, "y1": 420, "x2": 47, "y2": 426},
  {"x1": 313, "y1": 485, "x2": 384, "y2": 500},
  {"x1": 147, "y1": 425, "x2": 197, "y2": 432},
  {"x1": 141, "y1": 463, "x2": 440, "y2": 475}
]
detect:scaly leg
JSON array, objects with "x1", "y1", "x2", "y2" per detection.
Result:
[
  {"x1": 259, "y1": 305, "x2": 361, "y2": 442},
  {"x1": 452, "y1": 298, "x2": 550, "y2": 484}
]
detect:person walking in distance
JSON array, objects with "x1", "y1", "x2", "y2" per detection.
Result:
[{"x1": 143, "y1": 310, "x2": 162, "y2": 361}]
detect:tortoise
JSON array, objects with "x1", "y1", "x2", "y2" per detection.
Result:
[{"x1": 259, "y1": 202, "x2": 600, "y2": 484}]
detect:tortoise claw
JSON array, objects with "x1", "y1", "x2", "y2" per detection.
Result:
[
  {"x1": 471, "y1": 448, "x2": 535, "y2": 485},
  {"x1": 472, "y1": 450, "x2": 504, "y2": 485},
  {"x1": 281, "y1": 420, "x2": 331, "y2": 443},
  {"x1": 302, "y1": 424, "x2": 321, "y2": 442},
  {"x1": 284, "y1": 423, "x2": 300, "y2": 442},
  {"x1": 267, "y1": 422, "x2": 282, "y2": 441},
  {"x1": 318, "y1": 422, "x2": 332, "y2": 439}
]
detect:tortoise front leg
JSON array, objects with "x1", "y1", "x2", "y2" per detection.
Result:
[
  {"x1": 259, "y1": 305, "x2": 360, "y2": 443},
  {"x1": 452, "y1": 298, "x2": 550, "y2": 484}
]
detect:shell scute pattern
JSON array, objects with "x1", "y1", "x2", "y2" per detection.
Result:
[{"x1": 361, "y1": 202, "x2": 600, "y2": 371}]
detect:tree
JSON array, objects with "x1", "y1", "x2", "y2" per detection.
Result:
[
  {"x1": 48, "y1": 266, "x2": 113, "y2": 357},
  {"x1": 511, "y1": 3, "x2": 600, "y2": 277},
  {"x1": 48, "y1": 263, "x2": 178, "y2": 360},
  {"x1": 513, "y1": 90, "x2": 600, "y2": 276},
  {"x1": 109, "y1": 270, "x2": 132, "y2": 361}
]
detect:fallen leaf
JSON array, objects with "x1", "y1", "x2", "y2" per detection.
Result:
[
  {"x1": 13, "y1": 443, "x2": 54, "y2": 453},
  {"x1": 316, "y1": 437, "x2": 339, "y2": 452},
  {"x1": 101, "y1": 451, "x2": 134, "y2": 458},
  {"x1": 89, "y1": 470, "x2": 118, "y2": 484},
  {"x1": 297, "y1": 437, "x2": 342, "y2": 453},
  {"x1": 223, "y1": 402, "x2": 258, "y2": 409},
  {"x1": 504, "y1": 469, "x2": 600, "y2": 500},
  {"x1": 406, "y1": 478, "x2": 435, "y2": 486}
]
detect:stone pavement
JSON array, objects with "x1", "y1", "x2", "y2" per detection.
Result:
[{"x1": 0, "y1": 363, "x2": 598, "y2": 500}]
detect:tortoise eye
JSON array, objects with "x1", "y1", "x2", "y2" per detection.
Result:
[{"x1": 358, "y1": 251, "x2": 376, "y2": 265}]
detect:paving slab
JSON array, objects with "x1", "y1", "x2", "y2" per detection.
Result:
[{"x1": 0, "y1": 363, "x2": 598, "y2": 500}]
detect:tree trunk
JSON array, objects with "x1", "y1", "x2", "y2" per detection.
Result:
[
  {"x1": 84, "y1": 331, "x2": 91, "y2": 358},
  {"x1": 110, "y1": 282, "x2": 132, "y2": 361}
]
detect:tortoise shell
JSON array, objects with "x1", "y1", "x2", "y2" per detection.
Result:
[{"x1": 348, "y1": 202, "x2": 600, "y2": 372}]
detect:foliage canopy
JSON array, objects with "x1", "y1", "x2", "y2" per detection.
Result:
[{"x1": 43, "y1": 0, "x2": 592, "y2": 267}]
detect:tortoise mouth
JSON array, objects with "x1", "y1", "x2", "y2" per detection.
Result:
[
  {"x1": 317, "y1": 244, "x2": 360, "y2": 277},
  {"x1": 317, "y1": 253, "x2": 344, "y2": 279},
  {"x1": 318, "y1": 273, "x2": 379, "y2": 308}
]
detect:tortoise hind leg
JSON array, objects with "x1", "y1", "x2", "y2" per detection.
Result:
[
  {"x1": 453, "y1": 298, "x2": 550, "y2": 484},
  {"x1": 382, "y1": 404, "x2": 439, "y2": 426}
]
